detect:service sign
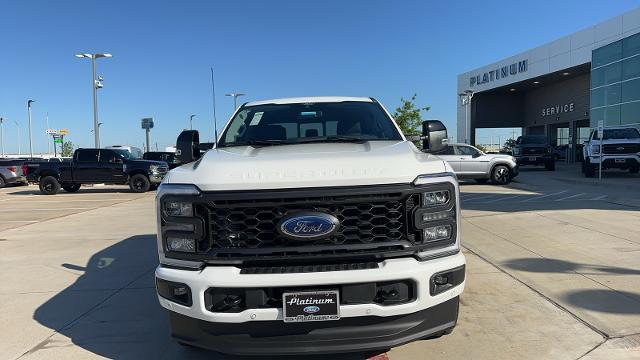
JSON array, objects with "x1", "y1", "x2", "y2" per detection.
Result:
[{"x1": 597, "y1": 120, "x2": 604, "y2": 140}]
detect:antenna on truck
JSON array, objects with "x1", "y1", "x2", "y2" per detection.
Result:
[{"x1": 210, "y1": 67, "x2": 218, "y2": 145}]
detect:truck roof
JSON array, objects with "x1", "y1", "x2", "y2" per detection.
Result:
[{"x1": 245, "y1": 96, "x2": 374, "y2": 106}]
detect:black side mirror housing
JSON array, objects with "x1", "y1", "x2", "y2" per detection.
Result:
[
  {"x1": 176, "y1": 130, "x2": 201, "y2": 164},
  {"x1": 421, "y1": 120, "x2": 448, "y2": 153}
]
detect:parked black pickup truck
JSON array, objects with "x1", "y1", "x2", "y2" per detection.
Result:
[
  {"x1": 512, "y1": 135, "x2": 556, "y2": 171},
  {"x1": 143, "y1": 151, "x2": 182, "y2": 169},
  {"x1": 30, "y1": 148, "x2": 169, "y2": 195}
]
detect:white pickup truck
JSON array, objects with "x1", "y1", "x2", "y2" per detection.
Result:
[
  {"x1": 154, "y1": 97, "x2": 466, "y2": 356},
  {"x1": 582, "y1": 126, "x2": 640, "y2": 177}
]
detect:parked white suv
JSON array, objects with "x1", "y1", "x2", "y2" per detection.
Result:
[
  {"x1": 155, "y1": 97, "x2": 466, "y2": 356},
  {"x1": 437, "y1": 144, "x2": 519, "y2": 185},
  {"x1": 582, "y1": 126, "x2": 640, "y2": 177}
]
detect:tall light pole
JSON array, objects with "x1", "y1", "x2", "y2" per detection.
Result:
[
  {"x1": 225, "y1": 93, "x2": 246, "y2": 110},
  {"x1": 190, "y1": 114, "x2": 196, "y2": 130},
  {"x1": 0, "y1": 117, "x2": 4, "y2": 158},
  {"x1": 458, "y1": 90, "x2": 474, "y2": 144},
  {"x1": 75, "y1": 52, "x2": 112, "y2": 148},
  {"x1": 27, "y1": 100, "x2": 35, "y2": 158},
  {"x1": 13, "y1": 120, "x2": 21, "y2": 156}
]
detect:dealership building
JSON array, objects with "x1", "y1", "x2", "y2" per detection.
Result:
[{"x1": 457, "y1": 7, "x2": 640, "y2": 161}]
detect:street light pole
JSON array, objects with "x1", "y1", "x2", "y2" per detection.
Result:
[
  {"x1": 225, "y1": 93, "x2": 246, "y2": 110},
  {"x1": 0, "y1": 117, "x2": 4, "y2": 158},
  {"x1": 75, "y1": 53, "x2": 112, "y2": 148},
  {"x1": 27, "y1": 100, "x2": 35, "y2": 158},
  {"x1": 458, "y1": 90, "x2": 474, "y2": 144},
  {"x1": 190, "y1": 114, "x2": 196, "y2": 130}
]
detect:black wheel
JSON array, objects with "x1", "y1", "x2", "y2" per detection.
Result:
[
  {"x1": 62, "y1": 184, "x2": 81, "y2": 193},
  {"x1": 475, "y1": 178, "x2": 489, "y2": 184},
  {"x1": 491, "y1": 165, "x2": 511, "y2": 185},
  {"x1": 545, "y1": 159, "x2": 556, "y2": 171},
  {"x1": 583, "y1": 160, "x2": 595, "y2": 177},
  {"x1": 0, "y1": 176, "x2": 5, "y2": 188},
  {"x1": 39, "y1": 176, "x2": 61, "y2": 195},
  {"x1": 129, "y1": 174, "x2": 151, "y2": 193}
]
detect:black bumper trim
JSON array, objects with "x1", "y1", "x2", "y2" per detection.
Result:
[{"x1": 167, "y1": 296, "x2": 459, "y2": 355}]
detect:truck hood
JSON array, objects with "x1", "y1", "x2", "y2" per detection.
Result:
[{"x1": 164, "y1": 141, "x2": 449, "y2": 191}]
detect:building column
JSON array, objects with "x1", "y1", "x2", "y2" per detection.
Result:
[{"x1": 569, "y1": 120, "x2": 576, "y2": 163}]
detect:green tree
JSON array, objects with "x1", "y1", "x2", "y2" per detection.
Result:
[
  {"x1": 392, "y1": 94, "x2": 431, "y2": 136},
  {"x1": 502, "y1": 138, "x2": 516, "y2": 153},
  {"x1": 61, "y1": 141, "x2": 75, "y2": 157}
]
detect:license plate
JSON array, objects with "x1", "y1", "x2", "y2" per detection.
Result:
[
  {"x1": 528, "y1": 156, "x2": 537, "y2": 161},
  {"x1": 282, "y1": 290, "x2": 340, "y2": 323},
  {"x1": 615, "y1": 158, "x2": 626, "y2": 163}
]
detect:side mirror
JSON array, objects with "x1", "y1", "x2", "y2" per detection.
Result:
[
  {"x1": 421, "y1": 120, "x2": 448, "y2": 153},
  {"x1": 176, "y1": 130, "x2": 201, "y2": 164}
]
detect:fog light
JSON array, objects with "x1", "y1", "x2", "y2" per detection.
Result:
[
  {"x1": 173, "y1": 286, "x2": 189, "y2": 296},
  {"x1": 422, "y1": 210, "x2": 454, "y2": 222},
  {"x1": 424, "y1": 225, "x2": 452, "y2": 242},
  {"x1": 167, "y1": 237, "x2": 196, "y2": 252},
  {"x1": 434, "y1": 275, "x2": 448, "y2": 285},
  {"x1": 164, "y1": 201, "x2": 193, "y2": 217},
  {"x1": 423, "y1": 190, "x2": 450, "y2": 206}
]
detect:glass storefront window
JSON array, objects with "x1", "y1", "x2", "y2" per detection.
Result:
[
  {"x1": 621, "y1": 78, "x2": 640, "y2": 103},
  {"x1": 622, "y1": 55, "x2": 640, "y2": 80},
  {"x1": 592, "y1": 62, "x2": 622, "y2": 88},
  {"x1": 620, "y1": 102, "x2": 640, "y2": 124},
  {"x1": 591, "y1": 83, "x2": 621, "y2": 107},
  {"x1": 593, "y1": 40, "x2": 622, "y2": 68},
  {"x1": 556, "y1": 128, "x2": 569, "y2": 145},
  {"x1": 605, "y1": 105, "x2": 621, "y2": 126},
  {"x1": 623, "y1": 33, "x2": 640, "y2": 58},
  {"x1": 590, "y1": 108, "x2": 605, "y2": 125}
]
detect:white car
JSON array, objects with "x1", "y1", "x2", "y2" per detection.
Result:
[
  {"x1": 436, "y1": 143, "x2": 519, "y2": 185},
  {"x1": 155, "y1": 97, "x2": 465, "y2": 356}
]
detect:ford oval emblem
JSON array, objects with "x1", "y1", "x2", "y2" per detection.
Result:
[
  {"x1": 303, "y1": 306, "x2": 320, "y2": 314},
  {"x1": 278, "y1": 212, "x2": 339, "y2": 240}
]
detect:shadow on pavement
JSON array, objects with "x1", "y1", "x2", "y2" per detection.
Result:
[
  {"x1": 563, "y1": 289, "x2": 640, "y2": 315},
  {"x1": 32, "y1": 235, "x2": 370, "y2": 360},
  {"x1": 503, "y1": 257, "x2": 640, "y2": 276},
  {"x1": 9, "y1": 187, "x2": 140, "y2": 196}
]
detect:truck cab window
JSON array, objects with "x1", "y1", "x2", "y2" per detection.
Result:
[{"x1": 76, "y1": 150, "x2": 99, "y2": 162}]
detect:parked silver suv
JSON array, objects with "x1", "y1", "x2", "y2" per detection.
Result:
[
  {"x1": 437, "y1": 144, "x2": 519, "y2": 184},
  {"x1": 0, "y1": 160, "x2": 28, "y2": 188}
]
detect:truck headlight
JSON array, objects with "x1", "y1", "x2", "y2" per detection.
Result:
[
  {"x1": 157, "y1": 184, "x2": 205, "y2": 259},
  {"x1": 163, "y1": 201, "x2": 193, "y2": 217},
  {"x1": 423, "y1": 190, "x2": 450, "y2": 206},
  {"x1": 150, "y1": 164, "x2": 159, "y2": 173},
  {"x1": 513, "y1": 148, "x2": 521, "y2": 155},
  {"x1": 591, "y1": 145, "x2": 600, "y2": 154}
]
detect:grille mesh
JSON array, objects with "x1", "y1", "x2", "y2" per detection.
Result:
[{"x1": 197, "y1": 192, "x2": 420, "y2": 250}]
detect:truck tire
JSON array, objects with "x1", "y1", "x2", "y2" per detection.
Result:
[
  {"x1": 545, "y1": 159, "x2": 556, "y2": 171},
  {"x1": 62, "y1": 184, "x2": 81, "y2": 193},
  {"x1": 129, "y1": 174, "x2": 151, "y2": 193},
  {"x1": 39, "y1": 176, "x2": 61, "y2": 195},
  {"x1": 0, "y1": 176, "x2": 5, "y2": 188},
  {"x1": 491, "y1": 165, "x2": 511, "y2": 185},
  {"x1": 583, "y1": 160, "x2": 595, "y2": 178}
]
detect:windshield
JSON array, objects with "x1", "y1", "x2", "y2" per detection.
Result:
[
  {"x1": 516, "y1": 136, "x2": 548, "y2": 145},
  {"x1": 111, "y1": 149, "x2": 132, "y2": 159},
  {"x1": 217, "y1": 101, "x2": 402, "y2": 147},
  {"x1": 601, "y1": 128, "x2": 640, "y2": 140}
]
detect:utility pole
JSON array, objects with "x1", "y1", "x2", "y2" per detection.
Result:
[
  {"x1": 190, "y1": 114, "x2": 196, "y2": 130},
  {"x1": 45, "y1": 112, "x2": 51, "y2": 154},
  {"x1": 27, "y1": 100, "x2": 35, "y2": 158},
  {"x1": 14, "y1": 120, "x2": 21, "y2": 156},
  {"x1": 458, "y1": 90, "x2": 474, "y2": 144},
  {"x1": 141, "y1": 118, "x2": 153, "y2": 153}
]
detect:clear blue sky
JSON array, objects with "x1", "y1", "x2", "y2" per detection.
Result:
[{"x1": 1, "y1": 0, "x2": 640, "y2": 154}]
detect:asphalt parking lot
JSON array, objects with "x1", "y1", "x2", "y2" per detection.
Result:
[{"x1": 1, "y1": 165, "x2": 639, "y2": 360}]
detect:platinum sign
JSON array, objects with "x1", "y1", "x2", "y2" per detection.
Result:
[{"x1": 470, "y1": 60, "x2": 528, "y2": 88}]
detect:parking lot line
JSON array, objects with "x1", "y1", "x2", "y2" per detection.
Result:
[
  {"x1": 589, "y1": 195, "x2": 608, "y2": 201},
  {"x1": 555, "y1": 193, "x2": 585, "y2": 201},
  {"x1": 482, "y1": 194, "x2": 527, "y2": 203},
  {"x1": 520, "y1": 190, "x2": 567, "y2": 202},
  {"x1": 462, "y1": 194, "x2": 503, "y2": 202}
]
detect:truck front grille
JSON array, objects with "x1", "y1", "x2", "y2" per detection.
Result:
[
  {"x1": 602, "y1": 143, "x2": 639, "y2": 154},
  {"x1": 198, "y1": 191, "x2": 419, "y2": 252}
]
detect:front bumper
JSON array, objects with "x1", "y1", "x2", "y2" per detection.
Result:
[
  {"x1": 587, "y1": 155, "x2": 640, "y2": 169},
  {"x1": 156, "y1": 252, "x2": 465, "y2": 354},
  {"x1": 168, "y1": 296, "x2": 459, "y2": 356},
  {"x1": 514, "y1": 155, "x2": 552, "y2": 165},
  {"x1": 149, "y1": 173, "x2": 166, "y2": 183},
  {"x1": 5, "y1": 175, "x2": 27, "y2": 185}
]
